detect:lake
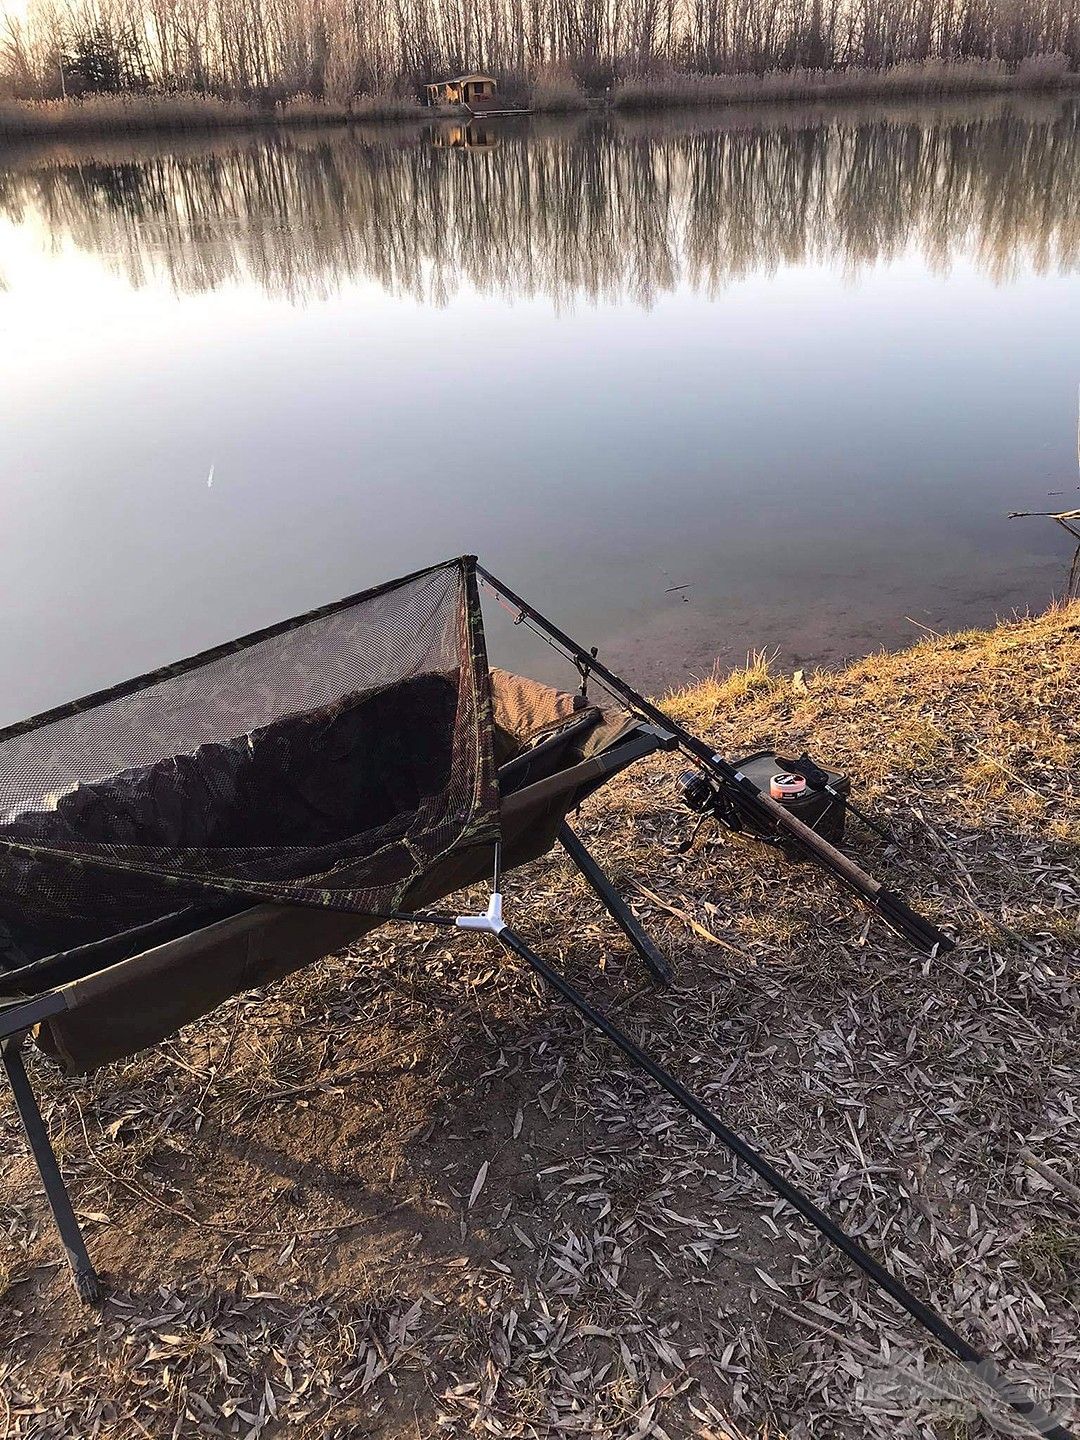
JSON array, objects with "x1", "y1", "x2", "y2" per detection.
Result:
[{"x1": 1, "y1": 95, "x2": 1079, "y2": 724}]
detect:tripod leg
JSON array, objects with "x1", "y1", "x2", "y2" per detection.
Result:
[
  {"x1": 558, "y1": 822, "x2": 673, "y2": 985},
  {"x1": 2, "y1": 1037, "x2": 101, "y2": 1304},
  {"x1": 495, "y1": 925, "x2": 1075, "y2": 1440}
]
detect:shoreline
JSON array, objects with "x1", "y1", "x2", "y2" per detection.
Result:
[
  {"x1": 2, "y1": 600, "x2": 1076, "y2": 1432},
  {"x1": 2, "y1": 59, "x2": 1078, "y2": 143}
]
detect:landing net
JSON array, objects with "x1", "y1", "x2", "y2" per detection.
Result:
[{"x1": 0, "y1": 557, "x2": 498, "y2": 966}]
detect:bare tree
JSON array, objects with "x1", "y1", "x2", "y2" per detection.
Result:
[{"x1": 3, "y1": 0, "x2": 1079, "y2": 102}]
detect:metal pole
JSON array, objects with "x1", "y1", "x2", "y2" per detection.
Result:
[
  {"x1": 2, "y1": 1037, "x2": 101, "y2": 1304},
  {"x1": 558, "y1": 822, "x2": 672, "y2": 984},
  {"x1": 476, "y1": 563, "x2": 951, "y2": 955},
  {"x1": 497, "y1": 925, "x2": 1074, "y2": 1440}
]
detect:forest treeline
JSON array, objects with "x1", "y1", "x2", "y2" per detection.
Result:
[
  {"x1": 2, "y1": 101, "x2": 1077, "y2": 302},
  {"x1": 1, "y1": 0, "x2": 1079, "y2": 105}
]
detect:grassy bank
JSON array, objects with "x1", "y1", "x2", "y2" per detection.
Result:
[
  {"x1": 1, "y1": 603, "x2": 1077, "y2": 1437},
  {"x1": 2, "y1": 56, "x2": 1077, "y2": 141}
]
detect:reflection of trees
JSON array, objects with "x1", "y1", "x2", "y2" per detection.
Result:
[{"x1": 2, "y1": 98, "x2": 1079, "y2": 305}]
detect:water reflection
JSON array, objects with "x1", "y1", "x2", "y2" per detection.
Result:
[
  {"x1": 432, "y1": 121, "x2": 502, "y2": 149},
  {"x1": 2, "y1": 96, "x2": 1078, "y2": 306},
  {"x1": 2, "y1": 96, "x2": 1078, "y2": 720}
]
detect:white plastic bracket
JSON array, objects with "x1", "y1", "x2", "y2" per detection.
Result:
[{"x1": 455, "y1": 892, "x2": 506, "y2": 935}]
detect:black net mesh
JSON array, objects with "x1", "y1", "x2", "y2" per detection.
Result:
[{"x1": 0, "y1": 557, "x2": 499, "y2": 967}]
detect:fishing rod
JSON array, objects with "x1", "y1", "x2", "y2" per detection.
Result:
[{"x1": 476, "y1": 563, "x2": 952, "y2": 954}]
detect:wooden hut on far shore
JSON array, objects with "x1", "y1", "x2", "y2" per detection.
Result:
[{"x1": 424, "y1": 74, "x2": 498, "y2": 109}]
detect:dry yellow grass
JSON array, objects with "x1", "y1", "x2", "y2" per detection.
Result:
[
  {"x1": 0, "y1": 603, "x2": 1077, "y2": 1437},
  {"x1": 666, "y1": 599, "x2": 1080, "y2": 832}
]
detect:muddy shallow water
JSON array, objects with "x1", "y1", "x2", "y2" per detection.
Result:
[{"x1": 1, "y1": 95, "x2": 1079, "y2": 718}]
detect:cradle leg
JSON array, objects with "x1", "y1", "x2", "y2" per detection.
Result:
[
  {"x1": 1, "y1": 1036, "x2": 101, "y2": 1304},
  {"x1": 558, "y1": 822, "x2": 673, "y2": 985}
]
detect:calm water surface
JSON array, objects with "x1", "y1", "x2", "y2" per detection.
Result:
[{"x1": 2, "y1": 97, "x2": 1079, "y2": 722}]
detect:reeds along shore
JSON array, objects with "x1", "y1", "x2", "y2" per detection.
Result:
[
  {"x1": 612, "y1": 52, "x2": 1078, "y2": 106},
  {"x1": 0, "y1": 92, "x2": 419, "y2": 139}
]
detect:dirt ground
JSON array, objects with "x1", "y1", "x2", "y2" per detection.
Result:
[{"x1": 1, "y1": 604, "x2": 1078, "y2": 1439}]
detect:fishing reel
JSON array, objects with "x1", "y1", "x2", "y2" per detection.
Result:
[
  {"x1": 676, "y1": 750, "x2": 851, "y2": 854},
  {"x1": 678, "y1": 768, "x2": 744, "y2": 830},
  {"x1": 675, "y1": 767, "x2": 759, "y2": 854}
]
